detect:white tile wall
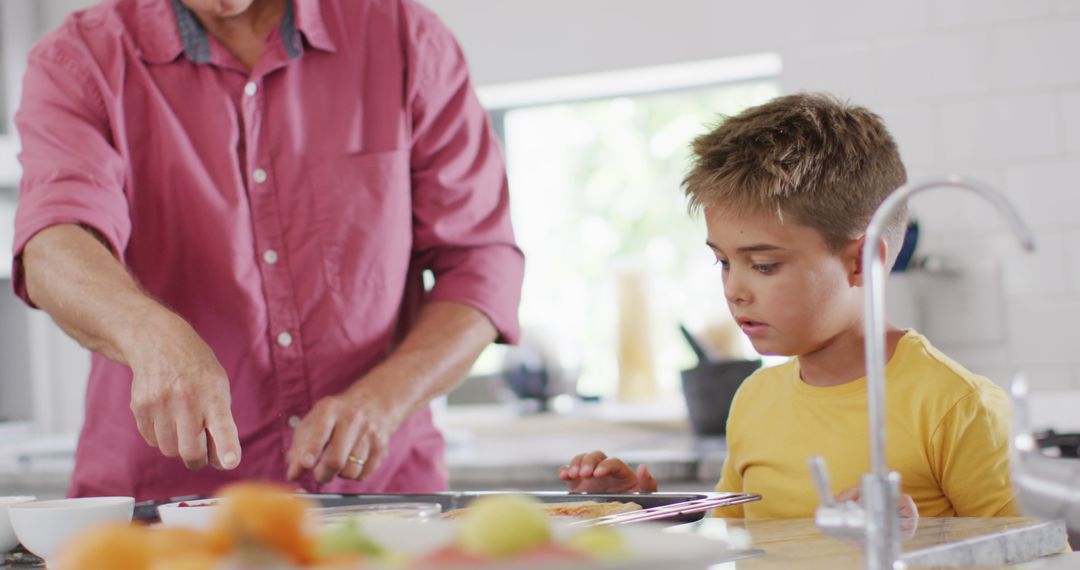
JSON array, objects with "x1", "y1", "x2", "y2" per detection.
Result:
[
  {"x1": 1062, "y1": 91, "x2": 1080, "y2": 155},
  {"x1": 994, "y1": 21, "x2": 1080, "y2": 90},
  {"x1": 1062, "y1": 230, "x2": 1080, "y2": 294},
  {"x1": 938, "y1": 94, "x2": 1059, "y2": 163},
  {"x1": 873, "y1": 102, "x2": 938, "y2": 170},
  {"x1": 931, "y1": 0, "x2": 1053, "y2": 29},
  {"x1": 876, "y1": 33, "x2": 993, "y2": 99},
  {"x1": 1007, "y1": 298, "x2": 1080, "y2": 364},
  {"x1": 991, "y1": 229, "x2": 1069, "y2": 297},
  {"x1": 781, "y1": 44, "x2": 877, "y2": 103},
  {"x1": 1003, "y1": 160, "x2": 1080, "y2": 227},
  {"x1": 1056, "y1": 0, "x2": 1080, "y2": 15}
]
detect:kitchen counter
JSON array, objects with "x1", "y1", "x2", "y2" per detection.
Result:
[
  {"x1": 679, "y1": 516, "x2": 1068, "y2": 568},
  {"x1": 1, "y1": 515, "x2": 1068, "y2": 568}
]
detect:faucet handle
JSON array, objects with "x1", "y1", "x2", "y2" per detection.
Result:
[
  {"x1": 807, "y1": 455, "x2": 837, "y2": 508},
  {"x1": 809, "y1": 455, "x2": 866, "y2": 532}
]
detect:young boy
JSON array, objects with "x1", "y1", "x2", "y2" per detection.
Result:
[{"x1": 559, "y1": 93, "x2": 1017, "y2": 519}]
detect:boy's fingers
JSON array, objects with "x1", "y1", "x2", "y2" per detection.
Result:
[
  {"x1": 637, "y1": 464, "x2": 658, "y2": 493},
  {"x1": 898, "y1": 495, "x2": 919, "y2": 519},
  {"x1": 595, "y1": 457, "x2": 631, "y2": 478},
  {"x1": 567, "y1": 453, "x2": 586, "y2": 477},
  {"x1": 580, "y1": 450, "x2": 608, "y2": 477},
  {"x1": 835, "y1": 486, "x2": 861, "y2": 504}
]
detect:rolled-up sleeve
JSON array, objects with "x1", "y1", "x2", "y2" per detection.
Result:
[
  {"x1": 11, "y1": 41, "x2": 129, "y2": 306},
  {"x1": 404, "y1": 1, "x2": 524, "y2": 344}
]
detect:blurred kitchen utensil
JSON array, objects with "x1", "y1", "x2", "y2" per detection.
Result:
[
  {"x1": 679, "y1": 324, "x2": 760, "y2": 435},
  {"x1": 891, "y1": 220, "x2": 920, "y2": 273}
]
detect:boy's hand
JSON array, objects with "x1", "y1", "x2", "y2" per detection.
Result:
[
  {"x1": 835, "y1": 486, "x2": 919, "y2": 520},
  {"x1": 558, "y1": 450, "x2": 658, "y2": 494}
]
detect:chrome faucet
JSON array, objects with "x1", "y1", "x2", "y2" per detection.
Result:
[{"x1": 811, "y1": 176, "x2": 1035, "y2": 570}]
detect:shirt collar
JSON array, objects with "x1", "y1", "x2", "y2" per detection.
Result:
[{"x1": 136, "y1": 0, "x2": 336, "y2": 65}]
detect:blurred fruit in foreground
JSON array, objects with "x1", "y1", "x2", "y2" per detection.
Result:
[
  {"x1": 146, "y1": 527, "x2": 225, "y2": 561},
  {"x1": 148, "y1": 552, "x2": 219, "y2": 570},
  {"x1": 566, "y1": 526, "x2": 628, "y2": 560},
  {"x1": 211, "y1": 482, "x2": 319, "y2": 565},
  {"x1": 456, "y1": 495, "x2": 551, "y2": 558},
  {"x1": 317, "y1": 518, "x2": 384, "y2": 560},
  {"x1": 56, "y1": 523, "x2": 151, "y2": 570}
]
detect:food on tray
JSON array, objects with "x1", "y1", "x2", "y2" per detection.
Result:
[
  {"x1": 543, "y1": 500, "x2": 643, "y2": 519},
  {"x1": 443, "y1": 499, "x2": 643, "y2": 520}
]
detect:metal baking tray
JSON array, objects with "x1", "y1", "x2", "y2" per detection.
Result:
[{"x1": 136, "y1": 491, "x2": 758, "y2": 525}]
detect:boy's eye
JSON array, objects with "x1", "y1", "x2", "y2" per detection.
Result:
[
  {"x1": 715, "y1": 259, "x2": 730, "y2": 269},
  {"x1": 752, "y1": 263, "x2": 779, "y2": 275}
]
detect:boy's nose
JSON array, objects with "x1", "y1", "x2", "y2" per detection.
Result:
[{"x1": 724, "y1": 274, "x2": 751, "y2": 305}]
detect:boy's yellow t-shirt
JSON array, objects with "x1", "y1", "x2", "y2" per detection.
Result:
[{"x1": 715, "y1": 330, "x2": 1018, "y2": 519}]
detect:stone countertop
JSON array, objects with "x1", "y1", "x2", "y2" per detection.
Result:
[{"x1": 679, "y1": 516, "x2": 1068, "y2": 568}]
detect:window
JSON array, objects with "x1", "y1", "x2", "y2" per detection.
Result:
[{"x1": 474, "y1": 56, "x2": 782, "y2": 399}]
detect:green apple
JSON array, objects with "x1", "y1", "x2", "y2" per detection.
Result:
[
  {"x1": 567, "y1": 526, "x2": 629, "y2": 560},
  {"x1": 457, "y1": 495, "x2": 551, "y2": 558},
  {"x1": 316, "y1": 518, "x2": 384, "y2": 559}
]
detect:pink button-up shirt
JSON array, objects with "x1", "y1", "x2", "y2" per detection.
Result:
[{"x1": 12, "y1": 0, "x2": 523, "y2": 501}]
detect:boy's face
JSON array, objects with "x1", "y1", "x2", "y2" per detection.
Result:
[{"x1": 704, "y1": 206, "x2": 865, "y2": 356}]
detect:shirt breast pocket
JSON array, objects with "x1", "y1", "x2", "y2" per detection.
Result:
[{"x1": 305, "y1": 149, "x2": 413, "y2": 300}]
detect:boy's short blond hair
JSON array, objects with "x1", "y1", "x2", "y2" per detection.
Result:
[{"x1": 684, "y1": 92, "x2": 909, "y2": 265}]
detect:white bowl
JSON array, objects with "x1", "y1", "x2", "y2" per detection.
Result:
[
  {"x1": 8, "y1": 496, "x2": 134, "y2": 562},
  {"x1": 0, "y1": 496, "x2": 36, "y2": 552},
  {"x1": 156, "y1": 498, "x2": 222, "y2": 530}
]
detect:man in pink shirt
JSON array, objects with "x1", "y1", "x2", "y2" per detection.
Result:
[{"x1": 12, "y1": 0, "x2": 523, "y2": 500}]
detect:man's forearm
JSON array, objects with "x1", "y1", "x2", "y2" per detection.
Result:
[
  {"x1": 22, "y1": 224, "x2": 180, "y2": 365},
  {"x1": 349, "y1": 301, "x2": 497, "y2": 424}
]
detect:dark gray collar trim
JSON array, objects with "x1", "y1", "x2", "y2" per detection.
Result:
[
  {"x1": 170, "y1": 0, "x2": 211, "y2": 63},
  {"x1": 280, "y1": 0, "x2": 302, "y2": 60}
]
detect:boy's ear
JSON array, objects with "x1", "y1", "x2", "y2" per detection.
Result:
[{"x1": 847, "y1": 236, "x2": 889, "y2": 287}]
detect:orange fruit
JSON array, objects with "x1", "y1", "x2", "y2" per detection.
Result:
[
  {"x1": 148, "y1": 552, "x2": 220, "y2": 570},
  {"x1": 145, "y1": 527, "x2": 225, "y2": 562},
  {"x1": 310, "y1": 552, "x2": 366, "y2": 569},
  {"x1": 210, "y1": 481, "x2": 318, "y2": 565},
  {"x1": 56, "y1": 523, "x2": 151, "y2": 570}
]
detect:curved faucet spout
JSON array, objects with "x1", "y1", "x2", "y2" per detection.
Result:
[{"x1": 860, "y1": 176, "x2": 1035, "y2": 570}]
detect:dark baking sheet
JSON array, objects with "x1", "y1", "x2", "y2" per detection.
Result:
[{"x1": 135, "y1": 491, "x2": 731, "y2": 525}]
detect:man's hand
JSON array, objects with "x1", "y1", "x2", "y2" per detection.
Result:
[
  {"x1": 285, "y1": 385, "x2": 398, "y2": 483},
  {"x1": 127, "y1": 313, "x2": 241, "y2": 471},
  {"x1": 558, "y1": 450, "x2": 658, "y2": 494}
]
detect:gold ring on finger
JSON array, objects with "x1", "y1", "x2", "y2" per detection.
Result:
[{"x1": 347, "y1": 455, "x2": 366, "y2": 468}]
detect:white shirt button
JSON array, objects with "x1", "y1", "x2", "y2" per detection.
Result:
[
  {"x1": 244, "y1": 81, "x2": 258, "y2": 96},
  {"x1": 252, "y1": 168, "x2": 268, "y2": 184},
  {"x1": 287, "y1": 415, "x2": 301, "y2": 428},
  {"x1": 263, "y1": 250, "x2": 279, "y2": 264},
  {"x1": 277, "y1": 331, "x2": 293, "y2": 347}
]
